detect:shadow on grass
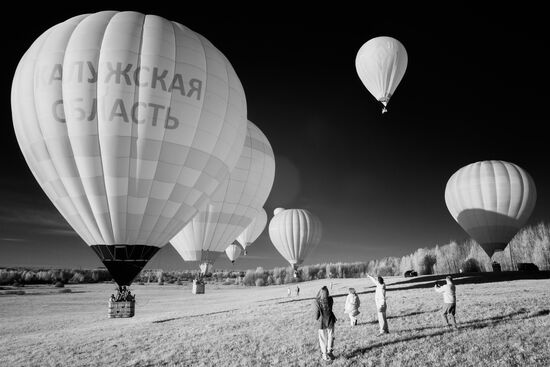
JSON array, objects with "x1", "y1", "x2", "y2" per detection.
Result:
[
  {"x1": 345, "y1": 308, "x2": 549, "y2": 359},
  {"x1": 357, "y1": 309, "x2": 441, "y2": 325},
  {"x1": 152, "y1": 308, "x2": 238, "y2": 324},
  {"x1": 405, "y1": 308, "x2": 530, "y2": 333},
  {"x1": 276, "y1": 290, "x2": 372, "y2": 304},
  {"x1": 277, "y1": 271, "x2": 550, "y2": 304},
  {"x1": 385, "y1": 271, "x2": 550, "y2": 293}
]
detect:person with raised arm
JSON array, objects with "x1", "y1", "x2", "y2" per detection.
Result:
[
  {"x1": 434, "y1": 275, "x2": 458, "y2": 329},
  {"x1": 367, "y1": 274, "x2": 389, "y2": 335}
]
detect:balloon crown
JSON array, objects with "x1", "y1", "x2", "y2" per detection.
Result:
[{"x1": 273, "y1": 208, "x2": 285, "y2": 216}]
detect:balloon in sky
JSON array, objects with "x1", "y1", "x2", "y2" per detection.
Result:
[
  {"x1": 171, "y1": 120, "x2": 275, "y2": 275},
  {"x1": 355, "y1": 36, "x2": 408, "y2": 114},
  {"x1": 268, "y1": 208, "x2": 322, "y2": 272},
  {"x1": 236, "y1": 207, "x2": 268, "y2": 255},
  {"x1": 225, "y1": 243, "x2": 242, "y2": 264},
  {"x1": 445, "y1": 160, "x2": 536, "y2": 258},
  {"x1": 11, "y1": 11, "x2": 247, "y2": 289}
]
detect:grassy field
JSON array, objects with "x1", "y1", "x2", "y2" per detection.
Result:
[{"x1": 1, "y1": 272, "x2": 549, "y2": 367}]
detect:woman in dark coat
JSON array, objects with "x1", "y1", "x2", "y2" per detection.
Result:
[{"x1": 314, "y1": 286, "x2": 337, "y2": 361}]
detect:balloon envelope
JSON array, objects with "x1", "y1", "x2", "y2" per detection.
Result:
[
  {"x1": 445, "y1": 160, "x2": 536, "y2": 257},
  {"x1": 268, "y1": 208, "x2": 322, "y2": 269},
  {"x1": 225, "y1": 243, "x2": 242, "y2": 263},
  {"x1": 11, "y1": 11, "x2": 247, "y2": 285},
  {"x1": 355, "y1": 36, "x2": 408, "y2": 112},
  {"x1": 273, "y1": 207, "x2": 285, "y2": 216},
  {"x1": 171, "y1": 120, "x2": 275, "y2": 269},
  {"x1": 236, "y1": 207, "x2": 268, "y2": 253}
]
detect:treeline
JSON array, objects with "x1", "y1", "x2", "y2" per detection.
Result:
[
  {"x1": 135, "y1": 269, "x2": 243, "y2": 284},
  {"x1": 3, "y1": 222, "x2": 549, "y2": 286},
  {"x1": 0, "y1": 268, "x2": 112, "y2": 286},
  {"x1": 240, "y1": 221, "x2": 550, "y2": 286},
  {"x1": 0, "y1": 267, "x2": 243, "y2": 286}
]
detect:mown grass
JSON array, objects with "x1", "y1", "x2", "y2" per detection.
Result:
[{"x1": 0, "y1": 274, "x2": 549, "y2": 366}]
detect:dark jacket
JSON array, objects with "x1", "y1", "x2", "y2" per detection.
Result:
[{"x1": 314, "y1": 296, "x2": 337, "y2": 329}]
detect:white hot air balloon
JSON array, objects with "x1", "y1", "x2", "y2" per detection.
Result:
[
  {"x1": 225, "y1": 243, "x2": 242, "y2": 264},
  {"x1": 236, "y1": 207, "x2": 268, "y2": 255},
  {"x1": 273, "y1": 207, "x2": 285, "y2": 216},
  {"x1": 445, "y1": 160, "x2": 536, "y2": 263},
  {"x1": 268, "y1": 208, "x2": 322, "y2": 277},
  {"x1": 355, "y1": 36, "x2": 408, "y2": 114},
  {"x1": 11, "y1": 11, "x2": 247, "y2": 313},
  {"x1": 171, "y1": 120, "x2": 275, "y2": 290}
]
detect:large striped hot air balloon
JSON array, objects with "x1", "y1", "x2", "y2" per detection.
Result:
[
  {"x1": 445, "y1": 160, "x2": 536, "y2": 259},
  {"x1": 268, "y1": 208, "x2": 322, "y2": 276},
  {"x1": 170, "y1": 120, "x2": 275, "y2": 290},
  {"x1": 236, "y1": 207, "x2": 268, "y2": 255},
  {"x1": 355, "y1": 36, "x2": 408, "y2": 114},
  {"x1": 11, "y1": 11, "x2": 247, "y2": 312}
]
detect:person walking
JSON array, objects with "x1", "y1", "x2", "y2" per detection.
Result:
[
  {"x1": 434, "y1": 275, "x2": 458, "y2": 329},
  {"x1": 296, "y1": 285, "x2": 300, "y2": 297},
  {"x1": 344, "y1": 287, "x2": 360, "y2": 326},
  {"x1": 314, "y1": 286, "x2": 337, "y2": 361},
  {"x1": 287, "y1": 287, "x2": 291, "y2": 297},
  {"x1": 367, "y1": 273, "x2": 389, "y2": 335}
]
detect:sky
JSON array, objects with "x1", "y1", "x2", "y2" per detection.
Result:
[{"x1": 1, "y1": 4, "x2": 548, "y2": 272}]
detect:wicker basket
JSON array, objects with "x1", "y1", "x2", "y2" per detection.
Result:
[
  {"x1": 192, "y1": 279, "x2": 205, "y2": 294},
  {"x1": 108, "y1": 300, "x2": 135, "y2": 318}
]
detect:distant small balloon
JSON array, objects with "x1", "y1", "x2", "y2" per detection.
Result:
[
  {"x1": 236, "y1": 207, "x2": 268, "y2": 255},
  {"x1": 225, "y1": 243, "x2": 242, "y2": 264},
  {"x1": 268, "y1": 208, "x2": 322, "y2": 270},
  {"x1": 355, "y1": 36, "x2": 408, "y2": 113}
]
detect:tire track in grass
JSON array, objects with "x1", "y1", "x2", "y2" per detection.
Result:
[{"x1": 152, "y1": 308, "x2": 238, "y2": 323}]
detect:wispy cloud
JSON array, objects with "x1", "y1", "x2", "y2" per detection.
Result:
[
  {"x1": 0, "y1": 206, "x2": 76, "y2": 236},
  {"x1": 238, "y1": 255, "x2": 272, "y2": 260},
  {"x1": 0, "y1": 237, "x2": 27, "y2": 242}
]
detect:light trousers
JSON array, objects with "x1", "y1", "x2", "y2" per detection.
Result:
[
  {"x1": 348, "y1": 313, "x2": 357, "y2": 325},
  {"x1": 378, "y1": 311, "x2": 388, "y2": 332},
  {"x1": 318, "y1": 327, "x2": 334, "y2": 354},
  {"x1": 377, "y1": 304, "x2": 388, "y2": 333}
]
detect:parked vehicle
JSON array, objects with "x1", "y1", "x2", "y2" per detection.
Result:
[{"x1": 517, "y1": 263, "x2": 539, "y2": 272}]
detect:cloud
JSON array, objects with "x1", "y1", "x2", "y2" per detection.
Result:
[
  {"x1": 0, "y1": 206, "x2": 76, "y2": 236},
  {"x1": 0, "y1": 238, "x2": 26, "y2": 242},
  {"x1": 237, "y1": 255, "x2": 272, "y2": 260}
]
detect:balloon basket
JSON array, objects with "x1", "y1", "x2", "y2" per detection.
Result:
[
  {"x1": 108, "y1": 300, "x2": 135, "y2": 318},
  {"x1": 192, "y1": 279, "x2": 205, "y2": 294}
]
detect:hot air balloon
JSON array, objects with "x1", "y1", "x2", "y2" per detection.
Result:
[
  {"x1": 171, "y1": 119, "x2": 275, "y2": 293},
  {"x1": 355, "y1": 36, "x2": 408, "y2": 114},
  {"x1": 236, "y1": 207, "x2": 268, "y2": 255},
  {"x1": 268, "y1": 208, "x2": 322, "y2": 277},
  {"x1": 225, "y1": 243, "x2": 242, "y2": 264},
  {"x1": 11, "y1": 11, "x2": 247, "y2": 316},
  {"x1": 445, "y1": 160, "x2": 536, "y2": 268}
]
